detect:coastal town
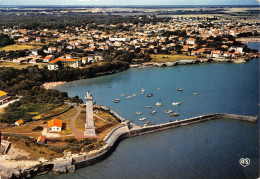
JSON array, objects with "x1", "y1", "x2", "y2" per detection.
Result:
[
  {"x1": 0, "y1": 5, "x2": 259, "y2": 179},
  {"x1": 0, "y1": 14, "x2": 259, "y2": 70}
]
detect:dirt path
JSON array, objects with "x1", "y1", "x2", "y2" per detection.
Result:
[{"x1": 70, "y1": 106, "x2": 85, "y2": 138}]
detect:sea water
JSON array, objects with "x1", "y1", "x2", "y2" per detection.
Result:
[{"x1": 39, "y1": 42, "x2": 259, "y2": 179}]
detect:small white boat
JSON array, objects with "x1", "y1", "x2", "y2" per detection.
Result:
[
  {"x1": 120, "y1": 94, "x2": 125, "y2": 96},
  {"x1": 165, "y1": 110, "x2": 173, "y2": 114},
  {"x1": 193, "y1": 92, "x2": 198, "y2": 95},
  {"x1": 177, "y1": 89, "x2": 183, "y2": 91},
  {"x1": 141, "y1": 88, "x2": 145, "y2": 94},
  {"x1": 114, "y1": 99, "x2": 120, "y2": 103},
  {"x1": 172, "y1": 102, "x2": 181, "y2": 105},
  {"x1": 155, "y1": 102, "x2": 162, "y2": 106},
  {"x1": 150, "y1": 110, "x2": 156, "y2": 115},
  {"x1": 139, "y1": 117, "x2": 146, "y2": 121},
  {"x1": 145, "y1": 106, "x2": 152, "y2": 108},
  {"x1": 136, "y1": 112, "x2": 142, "y2": 115},
  {"x1": 126, "y1": 96, "x2": 132, "y2": 99}
]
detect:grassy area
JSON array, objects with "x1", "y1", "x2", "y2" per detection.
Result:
[
  {"x1": 33, "y1": 105, "x2": 74, "y2": 120},
  {"x1": 1, "y1": 120, "x2": 44, "y2": 134},
  {"x1": 0, "y1": 61, "x2": 46, "y2": 69},
  {"x1": 4, "y1": 137, "x2": 62, "y2": 160},
  {"x1": 50, "y1": 106, "x2": 77, "y2": 120},
  {"x1": 61, "y1": 118, "x2": 73, "y2": 135},
  {"x1": 1, "y1": 44, "x2": 38, "y2": 51},
  {"x1": 75, "y1": 112, "x2": 86, "y2": 132},
  {"x1": 150, "y1": 54, "x2": 199, "y2": 62}
]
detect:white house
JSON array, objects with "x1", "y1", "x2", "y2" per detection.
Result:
[
  {"x1": 48, "y1": 119, "x2": 62, "y2": 132},
  {"x1": 230, "y1": 47, "x2": 243, "y2": 54},
  {"x1": 47, "y1": 63, "x2": 59, "y2": 70}
]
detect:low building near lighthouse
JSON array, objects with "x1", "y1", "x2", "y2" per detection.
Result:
[{"x1": 48, "y1": 119, "x2": 62, "y2": 132}]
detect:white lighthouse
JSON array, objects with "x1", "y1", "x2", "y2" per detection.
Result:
[{"x1": 84, "y1": 90, "x2": 97, "y2": 138}]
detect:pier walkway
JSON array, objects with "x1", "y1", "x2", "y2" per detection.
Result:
[{"x1": 103, "y1": 125, "x2": 129, "y2": 146}]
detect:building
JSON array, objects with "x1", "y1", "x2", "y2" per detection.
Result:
[
  {"x1": 37, "y1": 135, "x2": 46, "y2": 145},
  {"x1": 48, "y1": 119, "x2": 62, "y2": 132},
  {"x1": 35, "y1": 37, "x2": 41, "y2": 42},
  {"x1": 109, "y1": 37, "x2": 129, "y2": 42},
  {"x1": 31, "y1": 49, "x2": 38, "y2": 56},
  {"x1": 84, "y1": 90, "x2": 97, "y2": 137},
  {"x1": 15, "y1": 120, "x2": 24, "y2": 126},
  {"x1": 47, "y1": 63, "x2": 59, "y2": 70},
  {"x1": 47, "y1": 58, "x2": 82, "y2": 70},
  {"x1": 43, "y1": 55, "x2": 54, "y2": 63},
  {"x1": 230, "y1": 47, "x2": 243, "y2": 54},
  {"x1": 0, "y1": 90, "x2": 11, "y2": 105}
]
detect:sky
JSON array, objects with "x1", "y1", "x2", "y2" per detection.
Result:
[{"x1": 0, "y1": 0, "x2": 259, "y2": 6}]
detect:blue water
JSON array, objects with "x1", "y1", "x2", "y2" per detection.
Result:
[{"x1": 39, "y1": 42, "x2": 259, "y2": 179}]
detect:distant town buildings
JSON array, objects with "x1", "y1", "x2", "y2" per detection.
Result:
[{"x1": 0, "y1": 16, "x2": 259, "y2": 68}]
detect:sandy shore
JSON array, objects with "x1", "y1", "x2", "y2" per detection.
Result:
[{"x1": 42, "y1": 81, "x2": 67, "y2": 89}]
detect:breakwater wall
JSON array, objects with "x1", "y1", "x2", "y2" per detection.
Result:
[
  {"x1": 129, "y1": 113, "x2": 258, "y2": 137},
  {"x1": 73, "y1": 113, "x2": 257, "y2": 170}
]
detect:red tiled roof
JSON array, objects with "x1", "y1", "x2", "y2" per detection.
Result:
[
  {"x1": 48, "y1": 119, "x2": 62, "y2": 128},
  {"x1": 49, "y1": 58, "x2": 78, "y2": 64}
]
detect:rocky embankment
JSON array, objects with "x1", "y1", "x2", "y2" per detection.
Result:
[{"x1": 130, "y1": 57, "x2": 257, "y2": 68}]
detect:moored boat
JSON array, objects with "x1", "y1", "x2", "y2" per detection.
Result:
[
  {"x1": 136, "y1": 112, "x2": 142, "y2": 115},
  {"x1": 126, "y1": 96, "x2": 132, "y2": 99},
  {"x1": 146, "y1": 93, "x2": 153, "y2": 97},
  {"x1": 114, "y1": 99, "x2": 120, "y2": 103},
  {"x1": 120, "y1": 94, "x2": 125, "y2": 96},
  {"x1": 155, "y1": 102, "x2": 162, "y2": 106},
  {"x1": 150, "y1": 110, "x2": 156, "y2": 115},
  {"x1": 141, "y1": 88, "x2": 145, "y2": 94},
  {"x1": 172, "y1": 102, "x2": 181, "y2": 105},
  {"x1": 139, "y1": 117, "x2": 146, "y2": 121},
  {"x1": 193, "y1": 92, "x2": 198, "y2": 95},
  {"x1": 171, "y1": 113, "x2": 179, "y2": 116},
  {"x1": 177, "y1": 89, "x2": 183, "y2": 91},
  {"x1": 165, "y1": 110, "x2": 173, "y2": 114},
  {"x1": 145, "y1": 106, "x2": 152, "y2": 108}
]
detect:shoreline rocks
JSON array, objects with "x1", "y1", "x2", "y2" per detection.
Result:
[{"x1": 129, "y1": 57, "x2": 257, "y2": 68}]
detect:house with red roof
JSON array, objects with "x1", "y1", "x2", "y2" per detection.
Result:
[
  {"x1": 37, "y1": 135, "x2": 46, "y2": 145},
  {"x1": 48, "y1": 119, "x2": 62, "y2": 132}
]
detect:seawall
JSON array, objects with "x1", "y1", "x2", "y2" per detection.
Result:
[
  {"x1": 129, "y1": 113, "x2": 258, "y2": 137},
  {"x1": 72, "y1": 113, "x2": 257, "y2": 170}
]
